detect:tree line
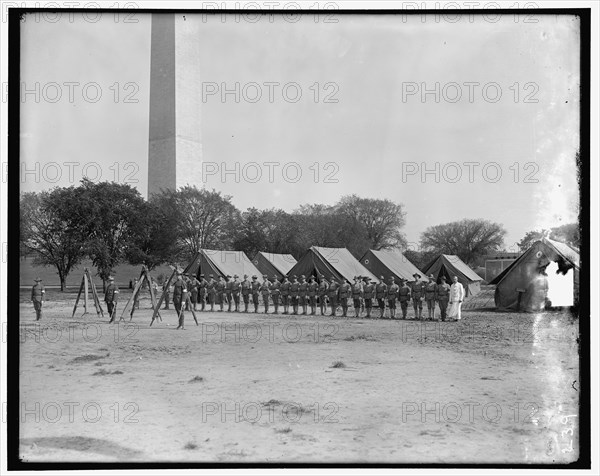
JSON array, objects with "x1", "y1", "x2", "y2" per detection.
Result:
[{"x1": 20, "y1": 179, "x2": 577, "y2": 290}]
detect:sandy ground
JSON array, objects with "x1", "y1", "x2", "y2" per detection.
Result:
[{"x1": 17, "y1": 287, "x2": 580, "y2": 464}]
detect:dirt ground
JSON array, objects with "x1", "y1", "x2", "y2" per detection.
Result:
[{"x1": 17, "y1": 286, "x2": 580, "y2": 464}]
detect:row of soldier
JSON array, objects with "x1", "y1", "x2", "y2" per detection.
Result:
[{"x1": 164, "y1": 271, "x2": 456, "y2": 324}]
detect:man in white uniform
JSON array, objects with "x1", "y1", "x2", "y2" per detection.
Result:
[{"x1": 447, "y1": 275, "x2": 465, "y2": 321}]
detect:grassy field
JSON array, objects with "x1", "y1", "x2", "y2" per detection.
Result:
[{"x1": 18, "y1": 286, "x2": 580, "y2": 463}]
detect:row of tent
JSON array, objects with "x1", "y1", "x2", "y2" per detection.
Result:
[
  {"x1": 184, "y1": 247, "x2": 483, "y2": 297},
  {"x1": 183, "y1": 238, "x2": 580, "y2": 313}
]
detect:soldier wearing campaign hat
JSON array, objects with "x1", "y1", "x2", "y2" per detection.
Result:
[
  {"x1": 398, "y1": 277, "x2": 411, "y2": 319},
  {"x1": 410, "y1": 272, "x2": 425, "y2": 320},
  {"x1": 280, "y1": 275, "x2": 291, "y2": 314},
  {"x1": 206, "y1": 274, "x2": 217, "y2": 312},
  {"x1": 251, "y1": 275, "x2": 261, "y2": 313},
  {"x1": 318, "y1": 275, "x2": 329, "y2": 316},
  {"x1": 231, "y1": 274, "x2": 241, "y2": 312},
  {"x1": 241, "y1": 274, "x2": 251, "y2": 312},
  {"x1": 260, "y1": 275, "x2": 271, "y2": 313},
  {"x1": 31, "y1": 277, "x2": 45, "y2": 321},
  {"x1": 289, "y1": 275, "x2": 300, "y2": 315},
  {"x1": 105, "y1": 276, "x2": 120, "y2": 323},
  {"x1": 375, "y1": 275, "x2": 388, "y2": 318},
  {"x1": 307, "y1": 275, "x2": 318, "y2": 315},
  {"x1": 197, "y1": 273, "x2": 208, "y2": 311},
  {"x1": 328, "y1": 276, "x2": 340, "y2": 316},
  {"x1": 216, "y1": 275, "x2": 226, "y2": 312},
  {"x1": 436, "y1": 275, "x2": 451, "y2": 321},
  {"x1": 424, "y1": 274, "x2": 437, "y2": 320},
  {"x1": 362, "y1": 276, "x2": 375, "y2": 318},
  {"x1": 298, "y1": 275, "x2": 309, "y2": 315},
  {"x1": 338, "y1": 277, "x2": 351, "y2": 318},
  {"x1": 189, "y1": 274, "x2": 200, "y2": 311},
  {"x1": 172, "y1": 272, "x2": 187, "y2": 329},
  {"x1": 270, "y1": 275, "x2": 281, "y2": 314},
  {"x1": 225, "y1": 275, "x2": 234, "y2": 312},
  {"x1": 351, "y1": 276, "x2": 364, "y2": 318},
  {"x1": 386, "y1": 276, "x2": 399, "y2": 319}
]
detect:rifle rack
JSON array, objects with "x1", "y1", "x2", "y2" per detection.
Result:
[{"x1": 71, "y1": 268, "x2": 104, "y2": 318}]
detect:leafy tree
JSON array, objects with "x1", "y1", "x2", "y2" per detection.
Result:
[
  {"x1": 420, "y1": 218, "x2": 506, "y2": 266},
  {"x1": 20, "y1": 190, "x2": 87, "y2": 291},
  {"x1": 517, "y1": 223, "x2": 580, "y2": 252}
]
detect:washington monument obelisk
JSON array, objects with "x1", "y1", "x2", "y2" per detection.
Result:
[{"x1": 148, "y1": 14, "x2": 203, "y2": 197}]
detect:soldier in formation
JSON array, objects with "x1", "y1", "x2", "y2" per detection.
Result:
[
  {"x1": 410, "y1": 273, "x2": 424, "y2": 320},
  {"x1": 318, "y1": 275, "x2": 329, "y2": 316},
  {"x1": 351, "y1": 276, "x2": 363, "y2": 318},
  {"x1": 386, "y1": 276, "x2": 399, "y2": 319},
  {"x1": 436, "y1": 276, "x2": 451, "y2": 321},
  {"x1": 424, "y1": 274, "x2": 437, "y2": 320},
  {"x1": 289, "y1": 275, "x2": 300, "y2": 315},
  {"x1": 207, "y1": 274, "x2": 217, "y2": 312},
  {"x1": 281, "y1": 275, "x2": 291, "y2": 314},
  {"x1": 251, "y1": 275, "x2": 261, "y2": 313},
  {"x1": 398, "y1": 278, "x2": 411, "y2": 319},
  {"x1": 375, "y1": 275, "x2": 387, "y2": 318},
  {"x1": 106, "y1": 276, "x2": 119, "y2": 322},
  {"x1": 216, "y1": 275, "x2": 226, "y2": 311},
  {"x1": 172, "y1": 272, "x2": 187, "y2": 330},
  {"x1": 270, "y1": 275, "x2": 281, "y2": 314},
  {"x1": 241, "y1": 274, "x2": 251, "y2": 312},
  {"x1": 260, "y1": 275, "x2": 271, "y2": 313},
  {"x1": 231, "y1": 274, "x2": 241, "y2": 312},
  {"x1": 362, "y1": 277, "x2": 375, "y2": 318},
  {"x1": 31, "y1": 277, "x2": 45, "y2": 321},
  {"x1": 198, "y1": 274, "x2": 208, "y2": 311},
  {"x1": 225, "y1": 275, "x2": 234, "y2": 312},
  {"x1": 189, "y1": 274, "x2": 200, "y2": 311},
  {"x1": 338, "y1": 278, "x2": 351, "y2": 317},
  {"x1": 298, "y1": 275, "x2": 308, "y2": 315},
  {"x1": 328, "y1": 276, "x2": 339, "y2": 316},
  {"x1": 307, "y1": 275, "x2": 318, "y2": 315}
]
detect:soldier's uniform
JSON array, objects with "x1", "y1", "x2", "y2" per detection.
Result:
[
  {"x1": 375, "y1": 276, "x2": 387, "y2": 318},
  {"x1": 363, "y1": 278, "x2": 375, "y2": 318},
  {"x1": 190, "y1": 275, "x2": 200, "y2": 311},
  {"x1": 251, "y1": 276, "x2": 261, "y2": 313},
  {"x1": 280, "y1": 277, "x2": 291, "y2": 314},
  {"x1": 162, "y1": 279, "x2": 170, "y2": 309},
  {"x1": 207, "y1": 275, "x2": 217, "y2": 311},
  {"x1": 31, "y1": 277, "x2": 45, "y2": 321},
  {"x1": 231, "y1": 275, "x2": 241, "y2": 312},
  {"x1": 410, "y1": 273, "x2": 425, "y2": 320},
  {"x1": 270, "y1": 276, "x2": 281, "y2": 314},
  {"x1": 424, "y1": 274, "x2": 437, "y2": 320},
  {"x1": 436, "y1": 277, "x2": 451, "y2": 321},
  {"x1": 225, "y1": 275, "x2": 233, "y2": 312},
  {"x1": 216, "y1": 277, "x2": 226, "y2": 311},
  {"x1": 386, "y1": 278, "x2": 400, "y2": 319},
  {"x1": 105, "y1": 277, "x2": 119, "y2": 322},
  {"x1": 260, "y1": 276, "x2": 271, "y2": 313},
  {"x1": 398, "y1": 279, "x2": 411, "y2": 319},
  {"x1": 241, "y1": 275, "x2": 251, "y2": 312},
  {"x1": 289, "y1": 276, "x2": 300, "y2": 315},
  {"x1": 298, "y1": 276, "x2": 309, "y2": 315},
  {"x1": 328, "y1": 277, "x2": 340, "y2": 316},
  {"x1": 172, "y1": 274, "x2": 187, "y2": 329},
  {"x1": 307, "y1": 277, "x2": 318, "y2": 315},
  {"x1": 318, "y1": 276, "x2": 329, "y2": 315},
  {"x1": 351, "y1": 277, "x2": 363, "y2": 318},
  {"x1": 198, "y1": 274, "x2": 208, "y2": 311},
  {"x1": 183, "y1": 274, "x2": 192, "y2": 310},
  {"x1": 338, "y1": 280, "x2": 351, "y2": 317}
]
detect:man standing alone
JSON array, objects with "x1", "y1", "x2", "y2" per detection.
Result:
[{"x1": 31, "y1": 277, "x2": 45, "y2": 321}]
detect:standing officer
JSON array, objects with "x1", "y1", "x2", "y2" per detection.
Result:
[
  {"x1": 207, "y1": 274, "x2": 217, "y2": 312},
  {"x1": 386, "y1": 276, "x2": 399, "y2": 319},
  {"x1": 31, "y1": 277, "x2": 45, "y2": 321},
  {"x1": 251, "y1": 275, "x2": 261, "y2": 313},
  {"x1": 289, "y1": 275, "x2": 300, "y2": 315},
  {"x1": 318, "y1": 275, "x2": 329, "y2": 316},
  {"x1": 375, "y1": 276, "x2": 387, "y2": 318},
  {"x1": 436, "y1": 276, "x2": 451, "y2": 321},
  {"x1": 106, "y1": 276, "x2": 119, "y2": 322},
  {"x1": 241, "y1": 274, "x2": 251, "y2": 312},
  {"x1": 351, "y1": 276, "x2": 364, "y2": 318},
  {"x1": 398, "y1": 278, "x2": 411, "y2": 319},
  {"x1": 197, "y1": 274, "x2": 208, "y2": 311},
  {"x1": 280, "y1": 275, "x2": 291, "y2": 314},
  {"x1": 260, "y1": 275, "x2": 271, "y2": 313},
  {"x1": 162, "y1": 278, "x2": 170, "y2": 310},
  {"x1": 298, "y1": 275, "x2": 309, "y2": 315},
  {"x1": 338, "y1": 278, "x2": 351, "y2": 318},
  {"x1": 410, "y1": 273, "x2": 425, "y2": 320},
  {"x1": 424, "y1": 274, "x2": 437, "y2": 320},
  {"x1": 189, "y1": 274, "x2": 200, "y2": 311},
  {"x1": 224, "y1": 275, "x2": 233, "y2": 312},
  {"x1": 328, "y1": 276, "x2": 340, "y2": 316},
  {"x1": 231, "y1": 274, "x2": 241, "y2": 312},
  {"x1": 216, "y1": 275, "x2": 226, "y2": 311},
  {"x1": 363, "y1": 277, "x2": 375, "y2": 318},
  {"x1": 307, "y1": 275, "x2": 318, "y2": 315},
  {"x1": 270, "y1": 275, "x2": 281, "y2": 314},
  {"x1": 172, "y1": 272, "x2": 188, "y2": 330}
]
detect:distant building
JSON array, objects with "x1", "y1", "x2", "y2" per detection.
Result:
[{"x1": 484, "y1": 252, "x2": 520, "y2": 283}]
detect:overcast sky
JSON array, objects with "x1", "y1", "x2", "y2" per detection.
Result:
[{"x1": 19, "y1": 11, "x2": 580, "y2": 250}]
